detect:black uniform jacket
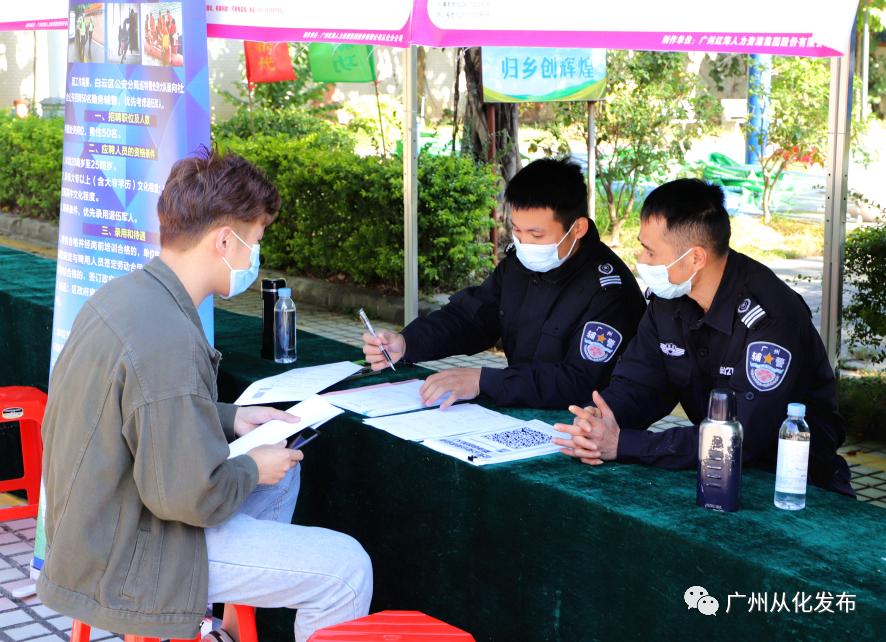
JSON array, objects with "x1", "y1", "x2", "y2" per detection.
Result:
[
  {"x1": 603, "y1": 250, "x2": 853, "y2": 496},
  {"x1": 402, "y1": 224, "x2": 646, "y2": 409}
]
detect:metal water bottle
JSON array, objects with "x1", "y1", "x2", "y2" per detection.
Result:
[{"x1": 697, "y1": 388, "x2": 743, "y2": 512}]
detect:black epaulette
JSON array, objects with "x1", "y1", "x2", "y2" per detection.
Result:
[
  {"x1": 737, "y1": 296, "x2": 766, "y2": 329},
  {"x1": 597, "y1": 262, "x2": 622, "y2": 288}
]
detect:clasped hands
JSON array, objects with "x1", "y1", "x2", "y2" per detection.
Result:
[{"x1": 552, "y1": 391, "x2": 621, "y2": 466}]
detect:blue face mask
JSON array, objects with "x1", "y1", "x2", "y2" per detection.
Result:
[{"x1": 221, "y1": 231, "x2": 260, "y2": 299}]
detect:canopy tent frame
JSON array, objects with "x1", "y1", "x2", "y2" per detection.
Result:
[{"x1": 1, "y1": 2, "x2": 859, "y2": 365}]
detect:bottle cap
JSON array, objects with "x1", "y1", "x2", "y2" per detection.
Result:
[
  {"x1": 707, "y1": 388, "x2": 736, "y2": 421},
  {"x1": 278, "y1": 287, "x2": 292, "y2": 297},
  {"x1": 787, "y1": 402, "x2": 806, "y2": 417}
]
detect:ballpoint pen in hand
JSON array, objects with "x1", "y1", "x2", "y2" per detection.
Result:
[{"x1": 358, "y1": 308, "x2": 396, "y2": 371}]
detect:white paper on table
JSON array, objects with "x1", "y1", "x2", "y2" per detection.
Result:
[
  {"x1": 363, "y1": 403, "x2": 524, "y2": 441},
  {"x1": 324, "y1": 379, "x2": 451, "y2": 417},
  {"x1": 422, "y1": 419, "x2": 570, "y2": 466},
  {"x1": 234, "y1": 361, "x2": 362, "y2": 405},
  {"x1": 227, "y1": 395, "x2": 344, "y2": 458}
]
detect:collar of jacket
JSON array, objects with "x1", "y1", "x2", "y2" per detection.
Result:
[
  {"x1": 673, "y1": 249, "x2": 745, "y2": 335},
  {"x1": 511, "y1": 220, "x2": 603, "y2": 284},
  {"x1": 143, "y1": 257, "x2": 206, "y2": 335}
]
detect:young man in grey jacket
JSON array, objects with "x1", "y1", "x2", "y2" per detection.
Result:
[{"x1": 37, "y1": 148, "x2": 372, "y2": 642}]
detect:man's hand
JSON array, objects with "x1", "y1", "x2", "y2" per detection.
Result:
[
  {"x1": 420, "y1": 368, "x2": 481, "y2": 410},
  {"x1": 234, "y1": 406, "x2": 300, "y2": 437},
  {"x1": 552, "y1": 391, "x2": 621, "y2": 465},
  {"x1": 361, "y1": 330, "x2": 406, "y2": 371},
  {"x1": 246, "y1": 443, "x2": 303, "y2": 485}
]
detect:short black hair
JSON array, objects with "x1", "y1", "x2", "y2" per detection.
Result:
[
  {"x1": 640, "y1": 178, "x2": 731, "y2": 257},
  {"x1": 504, "y1": 158, "x2": 588, "y2": 230}
]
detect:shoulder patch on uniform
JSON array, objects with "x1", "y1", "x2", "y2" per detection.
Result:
[
  {"x1": 739, "y1": 300, "x2": 766, "y2": 329},
  {"x1": 746, "y1": 341, "x2": 791, "y2": 391},
  {"x1": 659, "y1": 342, "x2": 686, "y2": 357},
  {"x1": 598, "y1": 262, "x2": 614, "y2": 275},
  {"x1": 599, "y1": 273, "x2": 622, "y2": 288},
  {"x1": 580, "y1": 321, "x2": 622, "y2": 362}
]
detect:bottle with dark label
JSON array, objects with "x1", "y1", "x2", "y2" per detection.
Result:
[
  {"x1": 697, "y1": 388, "x2": 743, "y2": 512},
  {"x1": 261, "y1": 278, "x2": 286, "y2": 359}
]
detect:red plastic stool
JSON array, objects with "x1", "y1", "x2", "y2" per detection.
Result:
[
  {"x1": 69, "y1": 605, "x2": 258, "y2": 642},
  {"x1": 308, "y1": 611, "x2": 475, "y2": 641},
  {"x1": 232, "y1": 604, "x2": 258, "y2": 642},
  {"x1": 0, "y1": 386, "x2": 46, "y2": 521}
]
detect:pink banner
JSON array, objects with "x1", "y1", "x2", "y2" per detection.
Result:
[
  {"x1": 0, "y1": 18, "x2": 67, "y2": 31},
  {"x1": 409, "y1": 0, "x2": 845, "y2": 58},
  {"x1": 206, "y1": 23, "x2": 409, "y2": 47},
  {"x1": 0, "y1": 1, "x2": 850, "y2": 58}
]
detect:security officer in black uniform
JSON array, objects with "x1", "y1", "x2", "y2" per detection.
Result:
[
  {"x1": 362, "y1": 158, "x2": 646, "y2": 409},
  {"x1": 553, "y1": 178, "x2": 854, "y2": 496}
]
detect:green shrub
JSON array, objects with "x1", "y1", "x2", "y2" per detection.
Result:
[
  {"x1": 213, "y1": 107, "x2": 354, "y2": 151},
  {"x1": 838, "y1": 373, "x2": 886, "y2": 442},
  {"x1": 221, "y1": 134, "x2": 497, "y2": 292},
  {"x1": 844, "y1": 221, "x2": 886, "y2": 363},
  {"x1": 0, "y1": 114, "x2": 63, "y2": 219}
]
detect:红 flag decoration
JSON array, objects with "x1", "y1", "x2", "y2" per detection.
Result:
[{"x1": 244, "y1": 41, "x2": 296, "y2": 87}]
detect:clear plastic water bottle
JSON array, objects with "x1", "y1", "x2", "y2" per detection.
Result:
[
  {"x1": 274, "y1": 287, "x2": 297, "y2": 364},
  {"x1": 774, "y1": 402, "x2": 810, "y2": 510}
]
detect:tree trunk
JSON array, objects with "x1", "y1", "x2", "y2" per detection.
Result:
[
  {"x1": 761, "y1": 179, "x2": 773, "y2": 225},
  {"x1": 462, "y1": 47, "x2": 521, "y2": 183},
  {"x1": 463, "y1": 47, "x2": 522, "y2": 256},
  {"x1": 608, "y1": 200, "x2": 623, "y2": 246}
]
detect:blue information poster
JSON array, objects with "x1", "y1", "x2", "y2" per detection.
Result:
[
  {"x1": 50, "y1": 0, "x2": 211, "y2": 369},
  {"x1": 35, "y1": 0, "x2": 211, "y2": 574}
]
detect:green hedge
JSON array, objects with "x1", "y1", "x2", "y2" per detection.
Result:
[
  {"x1": 0, "y1": 114, "x2": 63, "y2": 219},
  {"x1": 212, "y1": 107, "x2": 354, "y2": 151},
  {"x1": 0, "y1": 111, "x2": 498, "y2": 291},
  {"x1": 839, "y1": 373, "x2": 886, "y2": 442},
  {"x1": 844, "y1": 220, "x2": 886, "y2": 363},
  {"x1": 220, "y1": 134, "x2": 498, "y2": 291}
]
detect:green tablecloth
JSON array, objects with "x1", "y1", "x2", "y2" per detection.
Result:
[{"x1": 1, "y1": 244, "x2": 884, "y2": 641}]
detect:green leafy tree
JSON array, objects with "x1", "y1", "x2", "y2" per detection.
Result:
[
  {"x1": 537, "y1": 51, "x2": 721, "y2": 245},
  {"x1": 844, "y1": 219, "x2": 886, "y2": 363},
  {"x1": 858, "y1": 0, "x2": 886, "y2": 118},
  {"x1": 744, "y1": 56, "x2": 830, "y2": 224}
]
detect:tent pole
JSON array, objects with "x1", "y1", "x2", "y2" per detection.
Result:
[
  {"x1": 587, "y1": 101, "x2": 596, "y2": 222},
  {"x1": 821, "y1": 27, "x2": 856, "y2": 369},
  {"x1": 403, "y1": 45, "x2": 419, "y2": 324}
]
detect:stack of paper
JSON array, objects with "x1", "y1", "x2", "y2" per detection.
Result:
[
  {"x1": 234, "y1": 361, "x2": 362, "y2": 405},
  {"x1": 363, "y1": 403, "x2": 525, "y2": 441},
  {"x1": 422, "y1": 419, "x2": 570, "y2": 466},
  {"x1": 227, "y1": 395, "x2": 343, "y2": 458},
  {"x1": 324, "y1": 379, "x2": 451, "y2": 417}
]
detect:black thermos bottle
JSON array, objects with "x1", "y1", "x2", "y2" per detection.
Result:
[{"x1": 261, "y1": 278, "x2": 286, "y2": 359}]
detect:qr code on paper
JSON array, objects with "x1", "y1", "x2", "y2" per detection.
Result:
[
  {"x1": 440, "y1": 438, "x2": 492, "y2": 459},
  {"x1": 486, "y1": 427, "x2": 551, "y2": 450}
]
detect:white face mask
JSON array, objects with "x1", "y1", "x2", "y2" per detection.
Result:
[
  {"x1": 513, "y1": 221, "x2": 577, "y2": 273},
  {"x1": 635, "y1": 248, "x2": 696, "y2": 299}
]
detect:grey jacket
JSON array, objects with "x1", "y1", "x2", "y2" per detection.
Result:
[{"x1": 37, "y1": 258, "x2": 259, "y2": 638}]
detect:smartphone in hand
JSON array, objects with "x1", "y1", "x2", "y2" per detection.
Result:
[{"x1": 287, "y1": 427, "x2": 320, "y2": 450}]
